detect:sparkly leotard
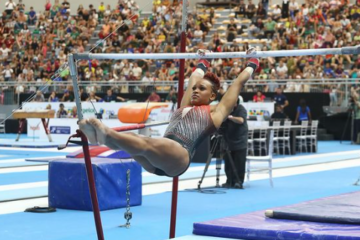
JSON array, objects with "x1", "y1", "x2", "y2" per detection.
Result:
[{"x1": 154, "y1": 105, "x2": 216, "y2": 177}]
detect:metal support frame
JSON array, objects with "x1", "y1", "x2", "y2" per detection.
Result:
[{"x1": 68, "y1": 54, "x2": 105, "y2": 240}]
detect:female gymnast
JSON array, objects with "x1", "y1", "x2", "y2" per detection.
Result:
[{"x1": 79, "y1": 49, "x2": 259, "y2": 177}]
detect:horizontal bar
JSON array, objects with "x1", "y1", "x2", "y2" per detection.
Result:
[
  {"x1": 112, "y1": 121, "x2": 169, "y2": 132},
  {"x1": 73, "y1": 46, "x2": 360, "y2": 60},
  {"x1": 3, "y1": 79, "x2": 359, "y2": 87}
]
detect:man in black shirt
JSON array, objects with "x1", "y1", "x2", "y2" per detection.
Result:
[
  {"x1": 111, "y1": 35, "x2": 121, "y2": 51},
  {"x1": 261, "y1": 0, "x2": 270, "y2": 17},
  {"x1": 271, "y1": 104, "x2": 287, "y2": 120},
  {"x1": 79, "y1": 88, "x2": 88, "y2": 101},
  {"x1": 235, "y1": 0, "x2": 247, "y2": 18},
  {"x1": 276, "y1": 24, "x2": 286, "y2": 38},
  {"x1": 61, "y1": 89, "x2": 74, "y2": 102},
  {"x1": 227, "y1": 18, "x2": 237, "y2": 42},
  {"x1": 118, "y1": 22, "x2": 130, "y2": 35},
  {"x1": 246, "y1": 0, "x2": 256, "y2": 19},
  {"x1": 103, "y1": 89, "x2": 125, "y2": 102},
  {"x1": 221, "y1": 98, "x2": 248, "y2": 189},
  {"x1": 273, "y1": 88, "x2": 289, "y2": 112}
]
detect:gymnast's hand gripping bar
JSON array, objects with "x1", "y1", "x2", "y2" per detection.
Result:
[{"x1": 73, "y1": 45, "x2": 360, "y2": 60}]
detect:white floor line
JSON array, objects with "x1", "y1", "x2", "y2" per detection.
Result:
[
  {"x1": 0, "y1": 159, "x2": 27, "y2": 163},
  {"x1": 273, "y1": 150, "x2": 360, "y2": 162},
  {"x1": 0, "y1": 166, "x2": 48, "y2": 174},
  {"x1": 0, "y1": 182, "x2": 48, "y2": 191},
  {"x1": 0, "y1": 146, "x2": 82, "y2": 153},
  {"x1": 1, "y1": 158, "x2": 360, "y2": 215},
  {"x1": 0, "y1": 156, "x2": 66, "y2": 164},
  {"x1": 0, "y1": 197, "x2": 49, "y2": 215}
]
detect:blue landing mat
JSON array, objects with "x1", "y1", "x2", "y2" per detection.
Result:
[
  {"x1": 1, "y1": 166, "x2": 360, "y2": 240},
  {"x1": 193, "y1": 210, "x2": 360, "y2": 240},
  {"x1": 193, "y1": 190, "x2": 360, "y2": 240},
  {"x1": 267, "y1": 191, "x2": 360, "y2": 224}
]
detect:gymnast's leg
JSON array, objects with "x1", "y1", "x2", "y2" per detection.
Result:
[{"x1": 79, "y1": 119, "x2": 189, "y2": 177}]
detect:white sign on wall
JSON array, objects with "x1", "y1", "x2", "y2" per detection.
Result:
[{"x1": 24, "y1": 102, "x2": 274, "y2": 141}]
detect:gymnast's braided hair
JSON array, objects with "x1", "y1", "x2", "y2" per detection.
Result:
[{"x1": 203, "y1": 72, "x2": 220, "y2": 94}]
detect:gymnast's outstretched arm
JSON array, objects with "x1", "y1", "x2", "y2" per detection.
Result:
[
  {"x1": 212, "y1": 54, "x2": 259, "y2": 128},
  {"x1": 180, "y1": 70, "x2": 203, "y2": 107},
  {"x1": 181, "y1": 50, "x2": 211, "y2": 108}
]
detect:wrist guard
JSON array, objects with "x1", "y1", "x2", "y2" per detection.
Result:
[
  {"x1": 196, "y1": 59, "x2": 211, "y2": 73},
  {"x1": 246, "y1": 58, "x2": 259, "y2": 71}
]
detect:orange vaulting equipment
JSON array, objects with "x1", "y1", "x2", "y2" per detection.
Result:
[{"x1": 117, "y1": 102, "x2": 169, "y2": 124}]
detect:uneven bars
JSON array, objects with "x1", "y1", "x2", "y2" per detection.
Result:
[
  {"x1": 73, "y1": 45, "x2": 360, "y2": 60},
  {"x1": 112, "y1": 121, "x2": 169, "y2": 132}
]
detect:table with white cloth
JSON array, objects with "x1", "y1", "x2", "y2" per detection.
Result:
[{"x1": 248, "y1": 121, "x2": 316, "y2": 155}]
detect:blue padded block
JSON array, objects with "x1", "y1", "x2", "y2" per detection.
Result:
[{"x1": 49, "y1": 158, "x2": 142, "y2": 211}]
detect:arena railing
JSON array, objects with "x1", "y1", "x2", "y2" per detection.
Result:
[{"x1": 0, "y1": 78, "x2": 357, "y2": 105}]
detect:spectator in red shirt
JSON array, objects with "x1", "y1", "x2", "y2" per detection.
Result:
[
  {"x1": 253, "y1": 90, "x2": 266, "y2": 102},
  {"x1": 4, "y1": 35, "x2": 14, "y2": 49},
  {"x1": 147, "y1": 90, "x2": 161, "y2": 102}
]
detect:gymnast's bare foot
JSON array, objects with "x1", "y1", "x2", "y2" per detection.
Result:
[
  {"x1": 78, "y1": 119, "x2": 98, "y2": 144},
  {"x1": 88, "y1": 118, "x2": 110, "y2": 145}
]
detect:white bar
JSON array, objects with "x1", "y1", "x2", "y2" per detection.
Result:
[
  {"x1": 68, "y1": 54, "x2": 84, "y2": 120},
  {"x1": 74, "y1": 46, "x2": 360, "y2": 60}
]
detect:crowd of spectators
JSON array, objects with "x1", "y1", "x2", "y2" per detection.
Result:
[{"x1": 0, "y1": 0, "x2": 360, "y2": 106}]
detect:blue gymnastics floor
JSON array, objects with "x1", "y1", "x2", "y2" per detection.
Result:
[
  {"x1": 1, "y1": 166, "x2": 360, "y2": 240},
  {"x1": 0, "y1": 171, "x2": 48, "y2": 186},
  {"x1": 1, "y1": 141, "x2": 360, "y2": 202}
]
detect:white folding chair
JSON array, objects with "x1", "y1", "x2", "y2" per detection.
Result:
[
  {"x1": 277, "y1": 120, "x2": 291, "y2": 155},
  {"x1": 307, "y1": 120, "x2": 319, "y2": 153},
  {"x1": 247, "y1": 129, "x2": 254, "y2": 156},
  {"x1": 246, "y1": 130, "x2": 274, "y2": 187},
  {"x1": 296, "y1": 121, "x2": 309, "y2": 153},
  {"x1": 253, "y1": 128, "x2": 267, "y2": 156},
  {"x1": 0, "y1": 114, "x2": 5, "y2": 134},
  {"x1": 272, "y1": 121, "x2": 280, "y2": 154}
]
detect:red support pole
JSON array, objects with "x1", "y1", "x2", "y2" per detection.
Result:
[
  {"x1": 169, "y1": 29, "x2": 187, "y2": 239},
  {"x1": 79, "y1": 130, "x2": 105, "y2": 240}
]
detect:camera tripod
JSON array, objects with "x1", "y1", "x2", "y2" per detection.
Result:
[
  {"x1": 193, "y1": 134, "x2": 242, "y2": 193},
  {"x1": 340, "y1": 106, "x2": 355, "y2": 144}
]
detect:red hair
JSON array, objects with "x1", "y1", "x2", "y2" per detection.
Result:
[{"x1": 203, "y1": 72, "x2": 220, "y2": 93}]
